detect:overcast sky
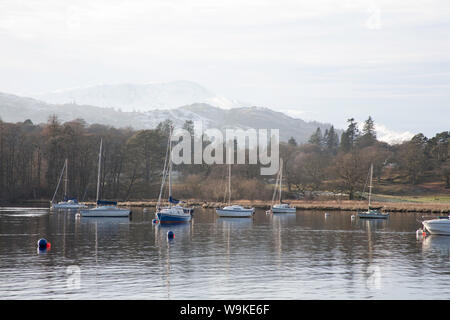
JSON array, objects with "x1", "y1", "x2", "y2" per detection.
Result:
[{"x1": 1, "y1": 0, "x2": 449, "y2": 138}]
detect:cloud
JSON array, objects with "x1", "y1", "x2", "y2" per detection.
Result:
[
  {"x1": 0, "y1": 0, "x2": 449, "y2": 137},
  {"x1": 365, "y1": 1, "x2": 382, "y2": 30}
]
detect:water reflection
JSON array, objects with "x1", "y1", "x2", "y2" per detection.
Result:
[
  {"x1": 155, "y1": 222, "x2": 192, "y2": 239},
  {"x1": 216, "y1": 217, "x2": 253, "y2": 229},
  {"x1": 3, "y1": 206, "x2": 450, "y2": 299},
  {"x1": 153, "y1": 223, "x2": 193, "y2": 299},
  {"x1": 359, "y1": 219, "x2": 388, "y2": 230},
  {"x1": 77, "y1": 216, "x2": 131, "y2": 225},
  {"x1": 271, "y1": 212, "x2": 296, "y2": 225},
  {"x1": 423, "y1": 235, "x2": 450, "y2": 253}
]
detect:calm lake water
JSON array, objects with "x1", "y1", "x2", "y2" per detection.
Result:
[{"x1": 1, "y1": 206, "x2": 450, "y2": 299}]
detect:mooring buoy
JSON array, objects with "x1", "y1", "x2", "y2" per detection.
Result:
[{"x1": 37, "y1": 238, "x2": 51, "y2": 250}]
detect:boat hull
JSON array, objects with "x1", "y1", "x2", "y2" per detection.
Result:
[
  {"x1": 357, "y1": 212, "x2": 389, "y2": 219},
  {"x1": 216, "y1": 208, "x2": 254, "y2": 217},
  {"x1": 51, "y1": 203, "x2": 87, "y2": 210},
  {"x1": 157, "y1": 212, "x2": 191, "y2": 223},
  {"x1": 423, "y1": 219, "x2": 450, "y2": 235},
  {"x1": 272, "y1": 207, "x2": 296, "y2": 213},
  {"x1": 80, "y1": 206, "x2": 130, "y2": 217}
]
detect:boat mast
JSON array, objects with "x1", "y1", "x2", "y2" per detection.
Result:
[
  {"x1": 368, "y1": 163, "x2": 373, "y2": 211},
  {"x1": 279, "y1": 158, "x2": 283, "y2": 204},
  {"x1": 51, "y1": 160, "x2": 66, "y2": 203},
  {"x1": 156, "y1": 130, "x2": 171, "y2": 211},
  {"x1": 96, "y1": 139, "x2": 103, "y2": 203},
  {"x1": 271, "y1": 161, "x2": 280, "y2": 208},
  {"x1": 228, "y1": 161, "x2": 231, "y2": 205},
  {"x1": 64, "y1": 158, "x2": 68, "y2": 199},
  {"x1": 168, "y1": 127, "x2": 173, "y2": 208}
]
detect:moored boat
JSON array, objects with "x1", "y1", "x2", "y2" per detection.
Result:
[
  {"x1": 357, "y1": 163, "x2": 389, "y2": 219},
  {"x1": 272, "y1": 203, "x2": 296, "y2": 213},
  {"x1": 422, "y1": 217, "x2": 450, "y2": 235},
  {"x1": 215, "y1": 155, "x2": 254, "y2": 218},
  {"x1": 80, "y1": 200, "x2": 130, "y2": 217},
  {"x1": 357, "y1": 209, "x2": 389, "y2": 219},
  {"x1": 80, "y1": 139, "x2": 130, "y2": 218},
  {"x1": 270, "y1": 158, "x2": 296, "y2": 214},
  {"x1": 157, "y1": 206, "x2": 192, "y2": 223},
  {"x1": 216, "y1": 205, "x2": 255, "y2": 217},
  {"x1": 50, "y1": 158, "x2": 87, "y2": 210},
  {"x1": 154, "y1": 127, "x2": 191, "y2": 223}
]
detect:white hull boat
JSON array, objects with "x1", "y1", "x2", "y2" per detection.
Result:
[
  {"x1": 80, "y1": 205, "x2": 130, "y2": 217},
  {"x1": 50, "y1": 158, "x2": 86, "y2": 210},
  {"x1": 271, "y1": 203, "x2": 296, "y2": 213},
  {"x1": 357, "y1": 163, "x2": 389, "y2": 220},
  {"x1": 215, "y1": 154, "x2": 254, "y2": 218},
  {"x1": 51, "y1": 200, "x2": 87, "y2": 210},
  {"x1": 216, "y1": 205, "x2": 254, "y2": 217},
  {"x1": 357, "y1": 210, "x2": 389, "y2": 219},
  {"x1": 423, "y1": 218, "x2": 450, "y2": 235},
  {"x1": 269, "y1": 159, "x2": 296, "y2": 214},
  {"x1": 80, "y1": 139, "x2": 130, "y2": 218}
]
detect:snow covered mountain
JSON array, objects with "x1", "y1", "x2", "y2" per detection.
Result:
[{"x1": 31, "y1": 81, "x2": 248, "y2": 112}]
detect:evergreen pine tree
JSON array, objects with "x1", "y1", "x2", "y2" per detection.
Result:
[
  {"x1": 308, "y1": 127, "x2": 323, "y2": 147},
  {"x1": 288, "y1": 136, "x2": 297, "y2": 146},
  {"x1": 359, "y1": 116, "x2": 377, "y2": 147}
]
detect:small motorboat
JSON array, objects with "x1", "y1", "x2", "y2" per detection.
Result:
[{"x1": 422, "y1": 217, "x2": 450, "y2": 235}]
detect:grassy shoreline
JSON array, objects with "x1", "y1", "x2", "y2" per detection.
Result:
[
  {"x1": 13, "y1": 198, "x2": 450, "y2": 213},
  {"x1": 84, "y1": 199, "x2": 450, "y2": 213}
]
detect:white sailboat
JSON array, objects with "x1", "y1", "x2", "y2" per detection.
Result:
[
  {"x1": 155, "y1": 127, "x2": 192, "y2": 223},
  {"x1": 50, "y1": 158, "x2": 87, "y2": 210},
  {"x1": 80, "y1": 139, "x2": 131, "y2": 217},
  {"x1": 270, "y1": 158, "x2": 296, "y2": 214},
  {"x1": 216, "y1": 158, "x2": 254, "y2": 218},
  {"x1": 357, "y1": 163, "x2": 389, "y2": 219}
]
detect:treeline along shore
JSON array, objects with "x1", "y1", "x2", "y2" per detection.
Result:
[{"x1": 0, "y1": 115, "x2": 448, "y2": 206}]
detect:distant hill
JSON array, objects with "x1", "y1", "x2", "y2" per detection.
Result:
[
  {"x1": 0, "y1": 92, "x2": 338, "y2": 143},
  {"x1": 179, "y1": 104, "x2": 337, "y2": 142}
]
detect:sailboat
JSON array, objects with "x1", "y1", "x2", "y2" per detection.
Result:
[
  {"x1": 80, "y1": 139, "x2": 131, "y2": 217},
  {"x1": 215, "y1": 156, "x2": 255, "y2": 218},
  {"x1": 357, "y1": 163, "x2": 389, "y2": 219},
  {"x1": 50, "y1": 159, "x2": 87, "y2": 210},
  {"x1": 270, "y1": 158, "x2": 296, "y2": 213},
  {"x1": 155, "y1": 127, "x2": 192, "y2": 223}
]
